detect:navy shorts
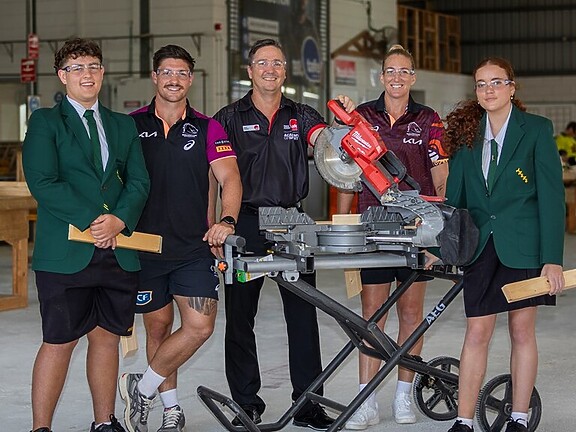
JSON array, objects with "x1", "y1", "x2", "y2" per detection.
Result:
[
  {"x1": 135, "y1": 256, "x2": 219, "y2": 313},
  {"x1": 360, "y1": 267, "x2": 433, "y2": 285},
  {"x1": 35, "y1": 248, "x2": 139, "y2": 344}
]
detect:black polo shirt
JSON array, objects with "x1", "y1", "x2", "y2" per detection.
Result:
[
  {"x1": 131, "y1": 98, "x2": 235, "y2": 260},
  {"x1": 214, "y1": 91, "x2": 325, "y2": 208}
]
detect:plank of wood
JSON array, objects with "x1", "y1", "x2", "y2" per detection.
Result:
[
  {"x1": 120, "y1": 324, "x2": 138, "y2": 358},
  {"x1": 68, "y1": 225, "x2": 162, "y2": 253},
  {"x1": 502, "y1": 269, "x2": 576, "y2": 302}
]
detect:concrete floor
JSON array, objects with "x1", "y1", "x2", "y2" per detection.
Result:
[{"x1": 1, "y1": 237, "x2": 575, "y2": 432}]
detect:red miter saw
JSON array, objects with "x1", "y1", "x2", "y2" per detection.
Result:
[{"x1": 314, "y1": 100, "x2": 446, "y2": 247}]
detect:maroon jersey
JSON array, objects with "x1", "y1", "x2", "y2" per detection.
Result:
[{"x1": 356, "y1": 93, "x2": 447, "y2": 212}]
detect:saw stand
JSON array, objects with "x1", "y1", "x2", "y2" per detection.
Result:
[{"x1": 198, "y1": 207, "x2": 542, "y2": 432}]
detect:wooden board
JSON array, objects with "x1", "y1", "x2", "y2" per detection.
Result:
[
  {"x1": 502, "y1": 269, "x2": 576, "y2": 302},
  {"x1": 120, "y1": 324, "x2": 138, "y2": 358},
  {"x1": 68, "y1": 225, "x2": 162, "y2": 253}
]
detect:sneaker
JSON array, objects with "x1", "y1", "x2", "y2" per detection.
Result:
[
  {"x1": 157, "y1": 405, "x2": 186, "y2": 432},
  {"x1": 447, "y1": 420, "x2": 474, "y2": 432},
  {"x1": 505, "y1": 419, "x2": 528, "y2": 432},
  {"x1": 231, "y1": 405, "x2": 262, "y2": 427},
  {"x1": 344, "y1": 401, "x2": 380, "y2": 430},
  {"x1": 118, "y1": 373, "x2": 156, "y2": 432},
  {"x1": 392, "y1": 394, "x2": 416, "y2": 424},
  {"x1": 293, "y1": 403, "x2": 335, "y2": 430},
  {"x1": 90, "y1": 415, "x2": 127, "y2": 432},
  {"x1": 31, "y1": 429, "x2": 52, "y2": 432}
]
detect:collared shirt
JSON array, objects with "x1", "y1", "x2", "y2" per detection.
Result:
[
  {"x1": 355, "y1": 93, "x2": 447, "y2": 211},
  {"x1": 482, "y1": 105, "x2": 513, "y2": 182},
  {"x1": 131, "y1": 98, "x2": 235, "y2": 260},
  {"x1": 213, "y1": 90, "x2": 326, "y2": 208},
  {"x1": 67, "y1": 95, "x2": 109, "y2": 169}
]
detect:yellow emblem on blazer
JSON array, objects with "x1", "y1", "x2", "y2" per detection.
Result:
[
  {"x1": 116, "y1": 169, "x2": 124, "y2": 184},
  {"x1": 515, "y1": 168, "x2": 528, "y2": 183}
]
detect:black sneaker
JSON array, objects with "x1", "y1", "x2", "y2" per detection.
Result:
[
  {"x1": 447, "y1": 420, "x2": 474, "y2": 432},
  {"x1": 293, "y1": 403, "x2": 334, "y2": 431},
  {"x1": 231, "y1": 405, "x2": 262, "y2": 427},
  {"x1": 90, "y1": 415, "x2": 126, "y2": 432},
  {"x1": 505, "y1": 419, "x2": 529, "y2": 432},
  {"x1": 31, "y1": 429, "x2": 52, "y2": 432}
]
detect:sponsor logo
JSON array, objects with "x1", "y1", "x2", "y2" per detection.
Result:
[
  {"x1": 243, "y1": 124, "x2": 260, "y2": 132},
  {"x1": 183, "y1": 140, "x2": 195, "y2": 150},
  {"x1": 406, "y1": 121, "x2": 422, "y2": 137},
  {"x1": 283, "y1": 132, "x2": 300, "y2": 141},
  {"x1": 136, "y1": 291, "x2": 153, "y2": 306},
  {"x1": 216, "y1": 145, "x2": 232, "y2": 152},
  {"x1": 139, "y1": 131, "x2": 157, "y2": 138},
  {"x1": 372, "y1": 125, "x2": 380, "y2": 131},
  {"x1": 289, "y1": 118, "x2": 298, "y2": 132},
  {"x1": 182, "y1": 123, "x2": 198, "y2": 138},
  {"x1": 403, "y1": 137, "x2": 423, "y2": 146}
]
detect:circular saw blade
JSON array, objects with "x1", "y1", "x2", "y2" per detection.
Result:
[{"x1": 314, "y1": 127, "x2": 362, "y2": 192}]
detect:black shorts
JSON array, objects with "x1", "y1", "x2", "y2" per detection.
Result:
[
  {"x1": 463, "y1": 236, "x2": 555, "y2": 317},
  {"x1": 135, "y1": 256, "x2": 219, "y2": 314},
  {"x1": 35, "y1": 248, "x2": 139, "y2": 344},
  {"x1": 360, "y1": 267, "x2": 433, "y2": 285}
]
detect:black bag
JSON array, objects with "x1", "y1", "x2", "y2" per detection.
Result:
[{"x1": 437, "y1": 208, "x2": 479, "y2": 266}]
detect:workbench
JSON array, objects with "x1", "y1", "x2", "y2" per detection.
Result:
[{"x1": 0, "y1": 182, "x2": 36, "y2": 311}]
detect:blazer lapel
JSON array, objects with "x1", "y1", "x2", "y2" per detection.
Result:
[
  {"x1": 472, "y1": 113, "x2": 487, "y2": 187},
  {"x1": 493, "y1": 107, "x2": 525, "y2": 186}
]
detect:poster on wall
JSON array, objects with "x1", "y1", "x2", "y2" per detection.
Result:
[
  {"x1": 241, "y1": 0, "x2": 323, "y2": 87},
  {"x1": 334, "y1": 59, "x2": 356, "y2": 86}
]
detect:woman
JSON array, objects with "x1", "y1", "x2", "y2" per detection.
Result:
[
  {"x1": 444, "y1": 57, "x2": 565, "y2": 432},
  {"x1": 338, "y1": 44, "x2": 449, "y2": 429}
]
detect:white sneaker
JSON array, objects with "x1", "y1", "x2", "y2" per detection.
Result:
[
  {"x1": 345, "y1": 401, "x2": 380, "y2": 430},
  {"x1": 392, "y1": 394, "x2": 416, "y2": 424}
]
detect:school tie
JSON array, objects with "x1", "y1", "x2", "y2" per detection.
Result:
[
  {"x1": 83, "y1": 109, "x2": 104, "y2": 173},
  {"x1": 487, "y1": 138, "x2": 498, "y2": 192}
]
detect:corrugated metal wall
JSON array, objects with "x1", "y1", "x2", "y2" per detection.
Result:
[{"x1": 405, "y1": 0, "x2": 576, "y2": 76}]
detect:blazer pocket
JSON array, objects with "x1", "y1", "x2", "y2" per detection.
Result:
[
  {"x1": 505, "y1": 158, "x2": 536, "y2": 195},
  {"x1": 517, "y1": 217, "x2": 540, "y2": 257}
]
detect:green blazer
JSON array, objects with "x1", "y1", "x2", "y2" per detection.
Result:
[
  {"x1": 23, "y1": 97, "x2": 150, "y2": 274},
  {"x1": 446, "y1": 106, "x2": 564, "y2": 268}
]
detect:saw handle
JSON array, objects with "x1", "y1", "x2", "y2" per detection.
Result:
[{"x1": 328, "y1": 99, "x2": 354, "y2": 125}]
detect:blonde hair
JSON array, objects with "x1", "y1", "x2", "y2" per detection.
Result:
[{"x1": 382, "y1": 44, "x2": 415, "y2": 71}]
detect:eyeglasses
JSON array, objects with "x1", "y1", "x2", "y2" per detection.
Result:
[
  {"x1": 60, "y1": 63, "x2": 103, "y2": 74},
  {"x1": 383, "y1": 67, "x2": 415, "y2": 77},
  {"x1": 475, "y1": 79, "x2": 514, "y2": 91},
  {"x1": 155, "y1": 69, "x2": 192, "y2": 78},
  {"x1": 251, "y1": 59, "x2": 286, "y2": 70}
]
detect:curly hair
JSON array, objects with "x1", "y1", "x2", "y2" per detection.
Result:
[
  {"x1": 443, "y1": 57, "x2": 526, "y2": 157},
  {"x1": 54, "y1": 38, "x2": 102, "y2": 72}
]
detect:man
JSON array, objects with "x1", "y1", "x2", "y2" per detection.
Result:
[
  {"x1": 23, "y1": 38, "x2": 150, "y2": 432},
  {"x1": 213, "y1": 38, "x2": 354, "y2": 430},
  {"x1": 118, "y1": 45, "x2": 241, "y2": 432}
]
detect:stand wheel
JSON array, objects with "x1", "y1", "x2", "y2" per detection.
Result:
[
  {"x1": 413, "y1": 356, "x2": 460, "y2": 421},
  {"x1": 476, "y1": 374, "x2": 541, "y2": 432}
]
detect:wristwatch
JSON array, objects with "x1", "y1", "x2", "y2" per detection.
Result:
[{"x1": 220, "y1": 216, "x2": 236, "y2": 229}]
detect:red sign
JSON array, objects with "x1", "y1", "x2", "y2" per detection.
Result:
[
  {"x1": 27, "y1": 33, "x2": 39, "y2": 60},
  {"x1": 334, "y1": 59, "x2": 357, "y2": 86},
  {"x1": 20, "y1": 58, "x2": 36, "y2": 83}
]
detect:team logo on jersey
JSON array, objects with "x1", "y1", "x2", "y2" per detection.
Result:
[
  {"x1": 182, "y1": 123, "x2": 198, "y2": 138},
  {"x1": 139, "y1": 131, "x2": 158, "y2": 138},
  {"x1": 243, "y1": 124, "x2": 260, "y2": 132},
  {"x1": 289, "y1": 118, "x2": 298, "y2": 132},
  {"x1": 136, "y1": 291, "x2": 153, "y2": 306},
  {"x1": 215, "y1": 139, "x2": 232, "y2": 153},
  {"x1": 183, "y1": 140, "x2": 195, "y2": 150},
  {"x1": 406, "y1": 122, "x2": 422, "y2": 137}
]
